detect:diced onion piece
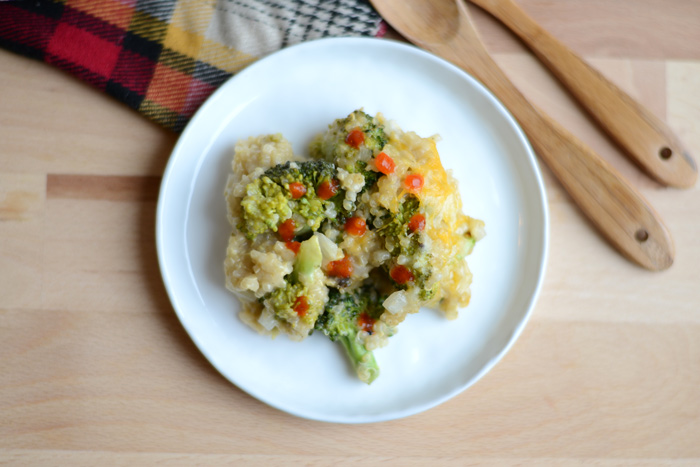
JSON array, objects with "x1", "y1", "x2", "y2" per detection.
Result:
[
  {"x1": 371, "y1": 249, "x2": 391, "y2": 265},
  {"x1": 383, "y1": 290, "x2": 407, "y2": 315},
  {"x1": 314, "y1": 232, "x2": 343, "y2": 266},
  {"x1": 258, "y1": 309, "x2": 278, "y2": 331}
]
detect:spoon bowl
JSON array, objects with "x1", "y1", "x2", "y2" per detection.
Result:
[{"x1": 373, "y1": 2, "x2": 461, "y2": 44}]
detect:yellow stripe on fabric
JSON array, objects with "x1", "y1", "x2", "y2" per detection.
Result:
[
  {"x1": 162, "y1": 0, "x2": 217, "y2": 59},
  {"x1": 197, "y1": 39, "x2": 257, "y2": 75},
  {"x1": 163, "y1": 24, "x2": 205, "y2": 58}
]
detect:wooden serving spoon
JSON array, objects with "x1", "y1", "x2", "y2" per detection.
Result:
[
  {"x1": 370, "y1": 0, "x2": 674, "y2": 270},
  {"x1": 469, "y1": 0, "x2": 697, "y2": 188}
]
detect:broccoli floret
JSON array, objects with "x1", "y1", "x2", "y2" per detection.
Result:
[
  {"x1": 315, "y1": 289, "x2": 360, "y2": 339},
  {"x1": 308, "y1": 110, "x2": 388, "y2": 205},
  {"x1": 355, "y1": 283, "x2": 388, "y2": 322},
  {"x1": 314, "y1": 287, "x2": 386, "y2": 384},
  {"x1": 356, "y1": 113, "x2": 388, "y2": 154},
  {"x1": 263, "y1": 160, "x2": 336, "y2": 186},
  {"x1": 262, "y1": 280, "x2": 322, "y2": 334},
  {"x1": 374, "y1": 195, "x2": 435, "y2": 300},
  {"x1": 374, "y1": 194, "x2": 420, "y2": 239},
  {"x1": 265, "y1": 281, "x2": 307, "y2": 323},
  {"x1": 239, "y1": 176, "x2": 292, "y2": 238},
  {"x1": 412, "y1": 257, "x2": 437, "y2": 300},
  {"x1": 310, "y1": 110, "x2": 388, "y2": 175},
  {"x1": 324, "y1": 161, "x2": 380, "y2": 223},
  {"x1": 238, "y1": 161, "x2": 342, "y2": 240},
  {"x1": 355, "y1": 160, "x2": 381, "y2": 193}
]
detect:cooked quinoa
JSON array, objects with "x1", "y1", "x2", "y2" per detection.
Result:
[{"x1": 224, "y1": 110, "x2": 485, "y2": 383}]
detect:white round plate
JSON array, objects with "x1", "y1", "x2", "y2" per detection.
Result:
[{"x1": 156, "y1": 37, "x2": 549, "y2": 423}]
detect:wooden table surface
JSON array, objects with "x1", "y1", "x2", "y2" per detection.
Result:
[{"x1": 2, "y1": 1, "x2": 699, "y2": 464}]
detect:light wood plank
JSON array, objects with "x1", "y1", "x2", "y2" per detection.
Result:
[
  {"x1": 42, "y1": 198, "x2": 164, "y2": 313},
  {"x1": 668, "y1": 61, "x2": 700, "y2": 158},
  {"x1": 47, "y1": 175, "x2": 161, "y2": 202},
  {"x1": 1, "y1": 450, "x2": 698, "y2": 466},
  {"x1": 0, "y1": 173, "x2": 45, "y2": 221},
  {"x1": 0, "y1": 51, "x2": 177, "y2": 177},
  {"x1": 0, "y1": 173, "x2": 45, "y2": 309},
  {"x1": 536, "y1": 185, "x2": 700, "y2": 324},
  {"x1": 1, "y1": 310, "x2": 699, "y2": 457},
  {"x1": 0, "y1": 234, "x2": 44, "y2": 310}
]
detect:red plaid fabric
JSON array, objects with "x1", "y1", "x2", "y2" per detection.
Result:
[{"x1": 0, "y1": 0, "x2": 385, "y2": 132}]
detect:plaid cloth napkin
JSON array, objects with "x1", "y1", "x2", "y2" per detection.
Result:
[{"x1": 0, "y1": 0, "x2": 385, "y2": 131}]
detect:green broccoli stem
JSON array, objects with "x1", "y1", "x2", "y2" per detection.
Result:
[{"x1": 338, "y1": 331, "x2": 380, "y2": 384}]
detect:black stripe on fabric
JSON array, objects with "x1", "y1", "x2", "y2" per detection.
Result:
[
  {"x1": 159, "y1": 47, "x2": 196, "y2": 75},
  {"x1": 192, "y1": 60, "x2": 232, "y2": 87},
  {"x1": 0, "y1": 39, "x2": 45, "y2": 61},
  {"x1": 105, "y1": 79, "x2": 145, "y2": 110},
  {"x1": 122, "y1": 30, "x2": 163, "y2": 62},
  {"x1": 139, "y1": 99, "x2": 180, "y2": 131},
  {"x1": 173, "y1": 114, "x2": 189, "y2": 132},
  {"x1": 134, "y1": 0, "x2": 178, "y2": 23},
  {"x1": 128, "y1": 10, "x2": 170, "y2": 45},
  {"x1": 60, "y1": 4, "x2": 127, "y2": 45},
  {"x1": 10, "y1": 0, "x2": 65, "y2": 19}
]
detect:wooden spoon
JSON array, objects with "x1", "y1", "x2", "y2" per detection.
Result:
[
  {"x1": 469, "y1": 0, "x2": 697, "y2": 188},
  {"x1": 370, "y1": 0, "x2": 674, "y2": 270}
]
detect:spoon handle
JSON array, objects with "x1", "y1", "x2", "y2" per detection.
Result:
[
  {"x1": 437, "y1": 10, "x2": 674, "y2": 270},
  {"x1": 530, "y1": 110, "x2": 674, "y2": 271},
  {"x1": 468, "y1": 0, "x2": 697, "y2": 188}
]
